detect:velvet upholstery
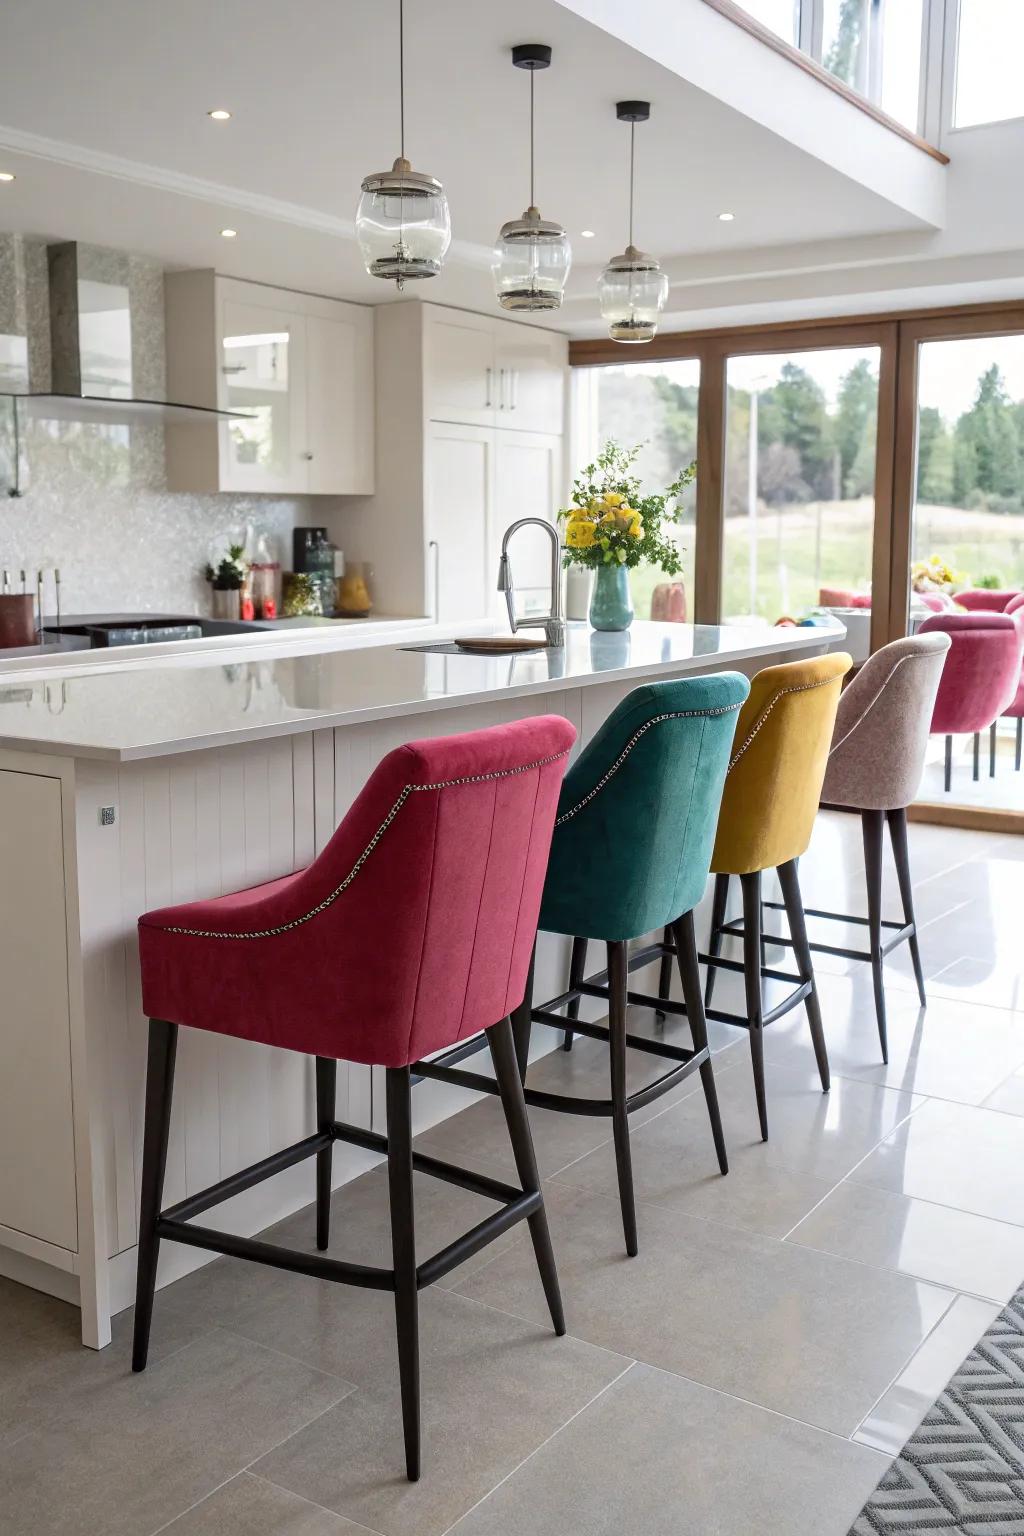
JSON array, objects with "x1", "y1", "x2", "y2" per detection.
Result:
[
  {"x1": 138, "y1": 717, "x2": 576, "y2": 1067},
  {"x1": 918, "y1": 612, "x2": 1022, "y2": 735},
  {"x1": 821, "y1": 634, "x2": 951, "y2": 811},
  {"x1": 956, "y1": 589, "x2": 1020, "y2": 612},
  {"x1": 711, "y1": 653, "x2": 852, "y2": 877},
  {"x1": 537, "y1": 673, "x2": 750, "y2": 944},
  {"x1": 1006, "y1": 593, "x2": 1024, "y2": 617}
]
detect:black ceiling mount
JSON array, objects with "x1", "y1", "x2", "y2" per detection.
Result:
[
  {"x1": 616, "y1": 100, "x2": 651, "y2": 122},
  {"x1": 512, "y1": 43, "x2": 552, "y2": 70}
]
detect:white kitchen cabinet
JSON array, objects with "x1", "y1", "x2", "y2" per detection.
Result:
[
  {"x1": 425, "y1": 422, "x2": 494, "y2": 622},
  {"x1": 164, "y1": 272, "x2": 373, "y2": 496},
  {"x1": 493, "y1": 430, "x2": 563, "y2": 616},
  {"x1": 423, "y1": 306, "x2": 566, "y2": 434},
  {"x1": 0, "y1": 770, "x2": 77, "y2": 1254}
]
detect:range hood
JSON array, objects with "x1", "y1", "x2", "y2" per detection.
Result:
[{"x1": 0, "y1": 242, "x2": 249, "y2": 425}]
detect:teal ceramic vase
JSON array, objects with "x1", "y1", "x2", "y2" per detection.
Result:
[{"x1": 589, "y1": 563, "x2": 635, "y2": 631}]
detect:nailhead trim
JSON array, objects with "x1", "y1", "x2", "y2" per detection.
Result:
[
  {"x1": 727, "y1": 677, "x2": 835, "y2": 773},
  {"x1": 154, "y1": 748, "x2": 571, "y2": 941},
  {"x1": 555, "y1": 705, "x2": 742, "y2": 827}
]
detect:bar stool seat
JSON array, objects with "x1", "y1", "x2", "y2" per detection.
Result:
[{"x1": 132, "y1": 716, "x2": 576, "y2": 1482}]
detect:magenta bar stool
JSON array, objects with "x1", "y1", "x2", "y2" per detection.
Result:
[
  {"x1": 918, "y1": 612, "x2": 1022, "y2": 789},
  {"x1": 132, "y1": 716, "x2": 576, "y2": 1482}
]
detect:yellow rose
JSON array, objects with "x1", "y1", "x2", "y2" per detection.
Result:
[
  {"x1": 628, "y1": 514, "x2": 643, "y2": 538},
  {"x1": 600, "y1": 510, "x2": 618, "y2": 526},
  {"x1": 603, "y1": 492, "x2": 625, "y2": 507},
  {"x1": 618, "y1": 504, "x2": 633, "y2": 516},
  {"x1": 566, "y1": 519, "x2": 596, "y2": 549},
  {"x1": 588, "y1": 499, "x2": 603, "y2": 515}
]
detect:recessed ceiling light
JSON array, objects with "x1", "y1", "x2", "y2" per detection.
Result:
[
  {"x1": 207, "y1": 108, "x2": 232, "y2": 121},
  {"x1": 581, "y1": 229, "x2": 596, "y2": 238},
  {"x1": 718, "y1": 211, "x2": 735, "y2": 222},
  {"x1": 0, "y1": 172, "x2": 16, "y2": 183},
  {"x1": 220, "y1": 228, "x2": 238, "y2": 238}
]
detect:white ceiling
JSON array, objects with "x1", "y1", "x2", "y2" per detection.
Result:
[{"x1": 0, "y1": 0, "x2": 930, "y2": 332}]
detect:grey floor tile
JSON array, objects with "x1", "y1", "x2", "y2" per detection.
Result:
[
  {"x1": 453, "y1": 1182, "x2": 952, "y2": 1437},
  {"x1": 984, "y1": 1064, "x2": 1024, "y2": 1116},
  {"x1": 849, "y1": 1096, "x2": 1024, "y2": 1225},
  {"x1": 853, "y1": 1294, "x2": 1001, "y2": 1456},
  {"x1": 0, "y1": 1327, "x2": 354, "y2": 1536},
  {"x1": 552, "y1": 1060, "x2": 917, "y2": 1235},
  {"x1": 452, "y1": 1362, "x2": 890, "y2": 1536},
  {"x1": 787, "y1": 1179, "x2": 1024, "y2": 1302},
  {"x1": 254, "y1": 1296, "x2": 630, "y2": 1536},
  {"x1": 161, "y1": 1471, "x2": 380, "y2": 1534}
]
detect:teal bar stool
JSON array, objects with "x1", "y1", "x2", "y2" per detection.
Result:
[{"x1": 418, "y1": 673, "x2": 750, "y2": 1258}]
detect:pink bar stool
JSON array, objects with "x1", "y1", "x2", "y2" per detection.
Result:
[
  {"x1": 918, "y1": 612, "x2": 1023, "y2": 790},
  {"x1": 132, "y1": 716, "x2": 576, "y2": 1481}
]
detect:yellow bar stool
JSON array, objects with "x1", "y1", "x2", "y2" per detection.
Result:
[{"x1": 681, "y1": 651, "x2": 852, "y2": 1140}]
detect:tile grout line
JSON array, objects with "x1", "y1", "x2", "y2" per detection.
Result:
[
  {"x1": 437, "y1": 1362, "x2": 640, "y2": 1536},
  {"x1": 246, "y1": 1469, "x2": 391, "y2": 1536}
]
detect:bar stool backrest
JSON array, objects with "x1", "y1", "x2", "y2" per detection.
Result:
[
  {"x1": 537, "y1": 672, "x2": 750, "y2": 944},
  {"x1": 139, "y1": 715, "x2": 576, "y2": 1067},
  {"x1": 918, "y1": 612, "x2": 1022, "y2": 735},
  {"x1": 821, "y1": 633, "x2": 950, "y2": 811},
  {"x1": 711, "y1": 652, "x2": 852, "y2": 877}
]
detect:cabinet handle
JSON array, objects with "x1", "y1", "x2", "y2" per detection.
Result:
[
  {"x1": 485, "y1": 367, "x2": 493, "y2": 408},
  {"x1": 221, "y1": 364, "x2": 247, "y2": 374},
  {"x1": 511, "y1": 369, "x2": 519, "y2": 411},
  {"x1": 429, "y1": 539, "x2": 440, "y2": 620},
  {"x1": 498, "y1": 368, "x2": 506, "y2": 408}
]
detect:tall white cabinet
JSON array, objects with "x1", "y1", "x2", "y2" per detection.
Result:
[{"x1": 343, "y1": 302, "x2": 568, "y2": 621}]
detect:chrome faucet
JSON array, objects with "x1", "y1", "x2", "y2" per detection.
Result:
[{"x1": 496, "y1": 518, "x2": 566, "y2": 648}]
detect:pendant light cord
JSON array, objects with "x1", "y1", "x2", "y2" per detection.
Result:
[
  {"x1": 628, "y1": 120, "x2": 636, "y2": 248},
  {"x1": 399, "y1": 0, "x2": 405, "y2": 159},
  {"x1": 530, "y1": 68, "x2": 536, "y2": 208}
]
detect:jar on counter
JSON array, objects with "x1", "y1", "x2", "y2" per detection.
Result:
[
  {"x1": 336, "y1": 561, "x2": 373, "y2": 618},
  {"x1": 281, "y1": 571, "x2": 323, "y2": 618}
]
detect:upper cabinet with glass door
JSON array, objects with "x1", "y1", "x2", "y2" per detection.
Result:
[{"x1": 164, "y1": 273, "x2": 373, "y2": 496}]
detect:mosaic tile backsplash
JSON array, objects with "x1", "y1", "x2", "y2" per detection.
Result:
[{"x1": 0, "y1": 237, "x2": 325, "y2": 617}]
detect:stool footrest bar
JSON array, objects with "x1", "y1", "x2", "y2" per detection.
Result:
[
  {"x1": 162, "y1": 1131, "x2": 332, "y2": 1223},
  {"x1": 522, "y1": 1054, "x2": 705, "y2": 1118},
  {"x1": 410, "y1": 1149, "x2": 523, "y2": 1205},
  {"x1": 762, "y1": 899, "x2": 908, "y2": 931},
  {"x1": 416, "y1": 1192, "x2": 541, "y2": 1287},
  {"x1": 156, "y1": 1218, "x2": 394, "y2": 1290},
  {"x1": 541, "y1": 1000, "x2": 697, "y2": 1062}
]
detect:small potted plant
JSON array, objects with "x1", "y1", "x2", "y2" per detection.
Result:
[
  {"x1": 205, "y1": 542, "x2": 248, "y2": 620},
  {"x1": 559, "y1": 441, "x2": 695, "y2": 631}
]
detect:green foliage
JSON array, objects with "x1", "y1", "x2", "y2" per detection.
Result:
[
  {"x1": 823, "y1": 0, "x2": 864, "y2": 85},
  {"x1": 205, "y1": 542, "x2": 247, "y2": 589},
  {"x1": 920, "y1": 366, "x2": 1024, "y2": 514},
  {"x1": 975, "y1": 572, "x2": 1005, "y2": 589},
  {"x1": 560, "y1": 440, "x2": 695, "y2": 573},
  {"x1": 835, "y1": 358, "x2": 878, "y2": 497}
]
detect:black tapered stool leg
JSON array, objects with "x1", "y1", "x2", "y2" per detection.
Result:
[
  {"x1": 777, "y1": 860, "x2": 829, "y2": 1093},
  {"x1": 672, "y1": 911, "x2": 728, "y2": 1174},
  {"x1": 562, "y1": 936, "x2": 588, "y2": 1052},
  {"x1": 132, "y1": 1018, "x2": 178, "y2": 1372},
  {"x1": 1016, "y1": 718, "x2": 1022, "y2": 772},
  {"x1": 510, "y1": 945, "x2": 536, "y2": 1081},
  {"x1": 705, "y1": 873, "x2": 730, "y2": 1008},
  {"x1": 608, "y1": 940, "x2": 638, "y2": 1256},
  {"x1": 315, "y1": 1056, "x2": 337, "y2": 1251},
  {"x1": 655, "y1": 926, "x2": 674, "y2": 1019},
  {"x1": 862, "y1": 808, "x2": 889, "y2": 1064},
  {"x1": 990, "y1": 721, "x2": 998, "y2": 778},
  {"x1": 944, "y1": 734, "x2": 953, "y2": 792},
  {"x1": 740, "y1": 872, "x2": 768, "y2": 1141},
  {"x1": 488, "y1": 1017, "x2": 565, "y2": 1335},
  {"x1": 973, "y1": 732, "x2": 980, "y2": 780},
  {"x1": 386, "y1": 1067, "x2": 420, "y2": 1482},
  {"x1": 887, "y1": 807, "x2": 926, "y2": 1008}
]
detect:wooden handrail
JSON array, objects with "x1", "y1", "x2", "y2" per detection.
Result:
[{"x1": 700, "y1": 0, "x2": 949, "y2": 164}]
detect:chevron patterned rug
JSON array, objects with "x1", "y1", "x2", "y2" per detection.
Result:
[{"x1": 849, "y1": 1285, "x2": 1024, "y2": 1534}]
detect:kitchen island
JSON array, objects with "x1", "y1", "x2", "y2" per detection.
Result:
[{"x1": 0, "y1": 619, "x2": 843, "y2": 1346}]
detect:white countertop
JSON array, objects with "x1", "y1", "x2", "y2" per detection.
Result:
[{"x1": 0, "y1": 620, "x2": 845, "y2": 763}]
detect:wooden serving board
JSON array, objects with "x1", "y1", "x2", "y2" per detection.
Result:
[{"x1": 453, "y1": 635, "x2": 549, "y2": 653}]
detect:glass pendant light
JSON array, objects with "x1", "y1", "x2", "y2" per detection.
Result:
[
  {"x1": 492, "y1": 44, "x2": 571, "y2": 313},
  {"x1": 598, "y1": 102, "x2": 669, "y2": 343},
  {"x1": 356, "y1": 0, "x2": 450, "y2": 289}
]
